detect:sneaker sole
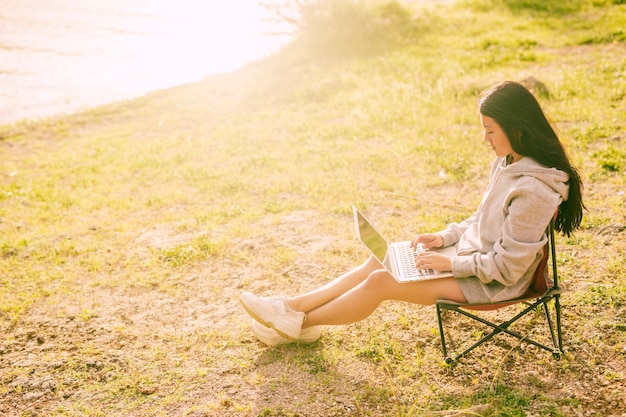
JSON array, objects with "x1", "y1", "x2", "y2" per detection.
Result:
[
  {"x1": 239, "y1": 298, "x2": 298, "y2": 341},
  {"x1": 251, "y1": 320, "x2": 285, "y2": 347}
]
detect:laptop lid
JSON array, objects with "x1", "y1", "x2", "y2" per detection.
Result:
[{"x1": 353, "y1": 206, "x2": 388, "y2": 263}]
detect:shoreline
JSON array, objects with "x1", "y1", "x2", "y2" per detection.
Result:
[
  {"x1": 1, "y1": 70, "x2": 231, "y2": 126},
  {"x1": 0, "y1": 0, "x2": 284, "y2": 126}
]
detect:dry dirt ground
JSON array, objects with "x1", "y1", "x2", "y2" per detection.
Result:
[{"x1": 1, "y1": 207, "x2": 625, "y2": 416}]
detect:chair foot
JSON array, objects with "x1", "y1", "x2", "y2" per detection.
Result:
[
  {"x1": 552, "y1": 351, "x2": 563, "y2": 360},
  {"x1": 444, "y1": 356, "x2": 455, "y2": 365}
]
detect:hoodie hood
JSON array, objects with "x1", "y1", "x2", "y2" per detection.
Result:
[{"x1": 499, "y1": 156, "x2": 570, "y2": 202}]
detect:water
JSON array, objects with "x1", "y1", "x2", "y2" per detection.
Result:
[{"x1": 0, "y1": 0, "x2": 288, "y2": 124}]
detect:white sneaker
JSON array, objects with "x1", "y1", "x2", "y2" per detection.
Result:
[
  {"x1": 299, "y1": 326, "x2": 322, "y2": 343},
  {"x1": 251, "y1": 320, "x2": 322, "y2": 347},
  {"x1": 239, "y1": 292, "x2": 305, "y2": 340},
  {"x1": 251, "y1": 320, "x2": 284, "y2": 347}
]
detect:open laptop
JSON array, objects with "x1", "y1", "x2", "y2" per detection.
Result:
[{"x1": 353, "y1": 206, "x2": 455, "y2": 282}]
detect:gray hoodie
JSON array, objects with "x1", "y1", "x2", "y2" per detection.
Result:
[{"x1": 439, "y1": 156, "x2": 569, "y2": 303}]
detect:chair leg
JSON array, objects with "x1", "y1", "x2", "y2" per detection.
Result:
[
  {"x1": 541, "y1": 295, "x2": 564, "y2": 359},
  {"x1": 554, "y1": 294, "x2": 563, "y2": 357},
  {"x1": 438, "y1": 297, "x2": 563, "y2": 362},
  {"x1": 543, "y1": 300, "x2": 558, "y2": 355},
  {"x1": 445, "y1": 308, "x2": 521, "y2": 361},
  {"x1": 436, "y1": 305, "x2": 453, "y2": 363}
]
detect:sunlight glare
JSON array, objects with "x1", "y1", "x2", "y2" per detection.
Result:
[
  {"x1": 0, "y1": 0, "x2": 287, "y2": 123},
  {"x1": 116, "y1": 0, "x2": 279, "y2": 87}
]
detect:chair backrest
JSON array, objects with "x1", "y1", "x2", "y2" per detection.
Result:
[
  {"x1": 529, "y1": 244, "x2": 550, "y2": 295},
  {"x1": 524, "y1": 215, "x2": 558, "y2": 297}
]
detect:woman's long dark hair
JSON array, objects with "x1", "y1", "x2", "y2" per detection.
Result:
[{"x1": 478, "y1": 81, "x2": 584, "y2": 236}]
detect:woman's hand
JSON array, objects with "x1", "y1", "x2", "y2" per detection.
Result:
[
  {"x1": 411, "y1": 234, "x2": 443, "y2": 250},
  {"x1": 415, "y1": 251, "x2": 453, "y2": 272}
]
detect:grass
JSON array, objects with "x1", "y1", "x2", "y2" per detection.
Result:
[{"x1": 1, "y1": 0, "x2": 626, "y2": 415}]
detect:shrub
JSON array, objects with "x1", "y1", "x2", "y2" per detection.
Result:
[{"x1": 261, "y1": 0, "x2": 420, "y2": 60}]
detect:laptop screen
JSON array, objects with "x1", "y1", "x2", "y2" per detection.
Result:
[{"x1": 353, "y1": 206, "x2": 388, "y2": 262}]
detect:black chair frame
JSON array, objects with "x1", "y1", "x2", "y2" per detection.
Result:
[{"x1": 435, "y1": 220, "x2": 563, "y2": 364}]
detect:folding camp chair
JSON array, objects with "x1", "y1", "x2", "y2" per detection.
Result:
[{"x1": 435, "y1": 218, "x2": 563, "y2": 364}]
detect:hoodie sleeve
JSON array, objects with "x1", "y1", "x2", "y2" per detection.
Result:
[
  {"x1": 452, "y1": 176, "x2": 563, "y2": 286},
  {"x1": 438, "y1": 210, "x2": 479, "y2": 247}
]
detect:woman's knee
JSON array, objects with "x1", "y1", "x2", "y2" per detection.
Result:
[{"x1": 362, "y1": 269, "x2": 396, "y2": 292}]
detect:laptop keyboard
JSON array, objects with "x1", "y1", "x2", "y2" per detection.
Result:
[{"x1": 396, "y1": 242, "x2": 434, "y2": 278}]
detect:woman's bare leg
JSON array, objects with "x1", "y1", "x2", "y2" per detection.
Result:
[
  {"x1": 287, "y1": 255, "x2": 382, "y2": 313},
  {"x1": 302, "y1": 269, "x2": 467, "y2": 327}
]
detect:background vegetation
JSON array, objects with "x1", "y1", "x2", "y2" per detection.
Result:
[{"x1": 1, "y1": 0, "x2": 625, "y2": 416}]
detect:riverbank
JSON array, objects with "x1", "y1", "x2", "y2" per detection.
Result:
[{"x1": 0, "y1": 0, "x2": 284, "y2": 125}]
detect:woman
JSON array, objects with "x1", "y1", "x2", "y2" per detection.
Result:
[{"x1": 239, "y1": 81, "x2": 585, "y2": 347}]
